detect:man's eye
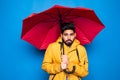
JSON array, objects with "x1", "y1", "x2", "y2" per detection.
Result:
[
  {"x1": 70, "y1": 33, "x2": 74, "y2": 36},
  {"x1": 64, "y1": 34, "x2": 68, "y2": 36}
]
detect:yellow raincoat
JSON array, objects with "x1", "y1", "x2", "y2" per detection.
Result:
[{"x1": 42, "y1": 37, "x2": 89, "y2": 80}]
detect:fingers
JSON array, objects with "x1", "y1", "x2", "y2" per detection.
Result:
[
  {"x1": 61, "y1": 62, "x2": 67, "y2": 69},
  {"x1": 61, "y1": 55, "x2": 68, "y2": 70},
  {"x1": 61, "y1": 55, "x2": 68, "y2": 64},
  {"x1": 61, "y1": 55, "x2": 68, "y2": 59}
]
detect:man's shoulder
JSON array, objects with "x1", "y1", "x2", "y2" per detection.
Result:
[
  {"x1": 77, "y1": 44, "x2": 86, "y2": 50},
  {"x1": 77, "y1": 44, "x2": 85, "y2": 48},
  {"x1": 48, "y1": 42, "x2": 60, "y2": 48}
]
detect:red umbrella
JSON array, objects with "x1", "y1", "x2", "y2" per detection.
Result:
[{"x1": 21, "y1": 5, "x2": 105, "y2": 50}]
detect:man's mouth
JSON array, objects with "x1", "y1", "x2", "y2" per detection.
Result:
[{"x1": 66, "y1": 40, "x2": 72, "y2": 43}]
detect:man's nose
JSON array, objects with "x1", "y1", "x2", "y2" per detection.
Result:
[{"x1": 68, "y1": 35, "x2": 71, "y2": 39}]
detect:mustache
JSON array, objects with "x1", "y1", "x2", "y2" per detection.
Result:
[{"x1": 66, "y1": 39, "x2": 72, "y2": 42}]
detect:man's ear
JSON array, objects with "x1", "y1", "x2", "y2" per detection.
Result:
[
  {"x1": 61, "y1": 34, "x2": 62, "y2": 37},
  {"x1": 75, "y1": 33, "x2": 76, "y2": 37}
]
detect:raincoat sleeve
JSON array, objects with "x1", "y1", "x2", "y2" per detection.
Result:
[
  {"x1": 67, "y1": 45, "x2": 89, "y2": 77},
  {"x1": 42, "y1": 44, "x2": 61, "y2": 74}
]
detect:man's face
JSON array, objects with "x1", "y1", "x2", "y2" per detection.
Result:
[{"x1": 61, "y1": 29, "x2": 76, "y2": 46}]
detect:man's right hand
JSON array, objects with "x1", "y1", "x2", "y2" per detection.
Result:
[
  {"x1": 61, "y1": 62, "x2": 67, "y2": 70},
  {"x1": 61, "y1": 55, "x2": 69, "y2": 70},
  {"x1": 61, "y1": 55, "x2": 68, "y2": 64}
]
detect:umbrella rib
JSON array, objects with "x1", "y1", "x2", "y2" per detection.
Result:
[
  {"x1": 67, "y1": 14, "x2": 103, "y2": 25},
  {"x1": 64, "y1": 15, "x2": 84, "y2": 21},
  {"x1": 41, "y1": 21, "x2": 59, "y2": 47},
  {"x1": 57, "y1": 8, "x2": 63, "y2": 24},
  {"x1": 65, "y1": 15, "x2": 99, "y2": 24},
  {"x1": 62, "y1": 8, "x2": 74, "y2": 19},
  {"x1": 57, "y1": 8, "x2": 74, "y2": 23},
  {"x1": 22, "y1": 18, "x2": 58, "y2": 38},
  {"x1": 37, "y1": 19, "x2": 58, "y2": 23},
  {"x1": 65, "y1": 15, "x2": 80, "y2": 20},
  {"x1": 43, "y1": 12, "x2": 58, "y2": 19},
  {"x1": 76, "y1": 25, "x2": 91, "y2": 43}
]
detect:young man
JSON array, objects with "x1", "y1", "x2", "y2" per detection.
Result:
[{"x1": 42, "y1": 22, "x2": 89, "y2": 80}]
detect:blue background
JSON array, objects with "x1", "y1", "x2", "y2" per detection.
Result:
[{"x1": 0, "y1": 0, "x2": 120, "y2": 80}]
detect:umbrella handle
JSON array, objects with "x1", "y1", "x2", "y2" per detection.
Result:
[{"x1": 63, "y1": 66, "x2": 75, "y2": 74}]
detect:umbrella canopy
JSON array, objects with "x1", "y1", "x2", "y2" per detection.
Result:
[{"x1": 21, "y1": 5, "x2": 105, "y2": 50}]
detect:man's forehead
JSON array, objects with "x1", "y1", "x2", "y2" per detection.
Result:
[{"x1": 63, "y1": 29, "x2": 75, "y2": 33}]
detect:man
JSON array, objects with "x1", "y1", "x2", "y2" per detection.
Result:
[{"x1": 42, "y1": 22, "x2": 89, "y2": 80}]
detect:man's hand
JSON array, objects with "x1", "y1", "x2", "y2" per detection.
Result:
[
  {"x1": 61, "y1": 62, "x2": 67, "y2": 70},
  {"x1": 61, "y1": 55, "x2": 68, "y2": 70},
  {"x1": 61, "y1": 55, "x2": 68, "y2": 64}
]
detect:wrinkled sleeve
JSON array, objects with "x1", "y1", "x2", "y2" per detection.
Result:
[
  {"x1": 42, "y1": 44, "x2": 61, "y2": 74},
  {"x1": 67, "y1": 46, "x2": 89, "y2": 77}
]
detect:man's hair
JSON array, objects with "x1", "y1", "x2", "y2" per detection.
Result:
[{"x1": 61, "y1": 22, "x2": 75, "y2": 34}]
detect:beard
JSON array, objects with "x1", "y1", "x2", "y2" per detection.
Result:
[{"x1": 62, "y1": 39, "x2": 74, "y2": 47}]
